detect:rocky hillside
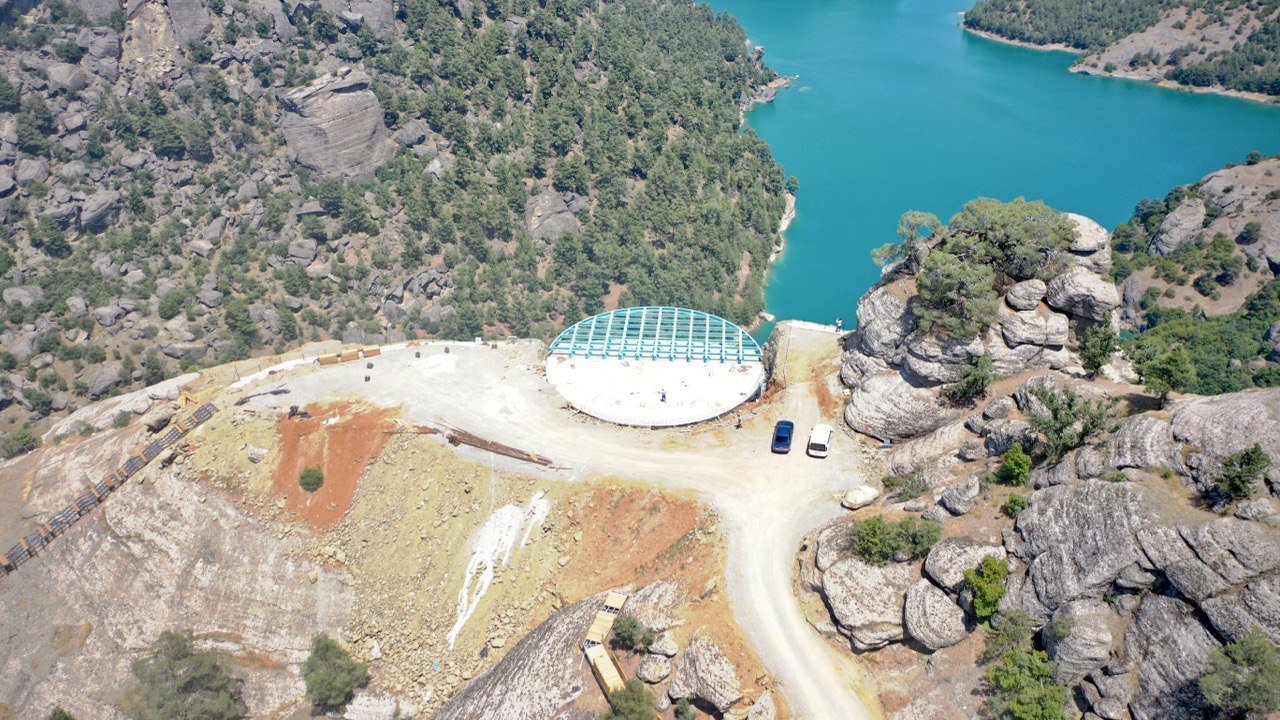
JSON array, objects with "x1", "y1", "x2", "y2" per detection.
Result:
[
  {"x1": 0, "y1": 0, "x2": 789, "y2": 433},
  {"x1": 1109, "y1": 154, "x2": 1280, "y2": 396},
  {"x1": 812, "y1": 193, "x2": 1280, "y2": 720},
  {"x1": 964, "y1": 0, "x2": 1280, "y2": 97}
]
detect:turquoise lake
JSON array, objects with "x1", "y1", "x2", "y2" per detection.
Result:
[{"x1": 711, "y1": 0, "x2": 1280, "y2": 329}]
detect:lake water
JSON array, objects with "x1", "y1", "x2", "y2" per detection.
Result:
[{"x1": 712, "y1": 0, "x2": 1280, "y2": 330}]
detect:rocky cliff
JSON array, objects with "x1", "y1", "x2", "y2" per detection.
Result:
[{"x1": 807, "y1": 198, "x2": 1280, "y2": 720}]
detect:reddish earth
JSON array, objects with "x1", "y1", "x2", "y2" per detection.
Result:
[{"x1": 272, "y1": 403, "x2": 395, "y2": 531}]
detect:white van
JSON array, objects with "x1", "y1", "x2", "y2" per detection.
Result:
[{"x1": 807, "y1": 424, "x2": 833, "y2": 458}]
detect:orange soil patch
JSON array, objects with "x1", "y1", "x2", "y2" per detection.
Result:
[
  {"x1": 555, "y1": 485, "x2": 702, "y2": 594},
  {"x1": 273, "y1": 402, "x2": 396, "y2": 531}
]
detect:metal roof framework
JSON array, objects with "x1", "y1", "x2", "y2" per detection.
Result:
[{"x1": 548, "y1": 307, "x2": 762, "y2": 364}]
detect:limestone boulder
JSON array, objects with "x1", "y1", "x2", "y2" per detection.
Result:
[
  {"x1": 625, "y1": 580, "x2": 686, "y2": 633},
  {"x1": 1005, "y1": 279, "x2": 1046, "y2": 311},
  {"x1": 1045, "y1": 599, "x2": 1113, "y2": 682},
  {"x1": 853, "y1": 280, "x2": 912, "y2": 356},
  {"x1": 997, "y1": 304, "x2": 1069, "y2": 348},
  {"x1": 86, "y1": 361, "x2": 123, "y2": 398},
  {"x1": 924, "y1": 538, "x2": 1007, "y2": 592},
  {"x1": 667, "y1": 635, "x2": 743, "y2": 714},
  {"x1": 939, "y1": 476, "x2": 979, "y2": 516},
  {"x1": 1150, "y1": 198, "x2": 1205, "y2": 255},
  {"x1": 1137, "y1": 517, "x2": 1280, "y2": 603},
  {"x1": 280, "y1": 68, "x2": 395, "y2": 180},
  {"x1": 821, "y1": 556, "x2": 914, "y2": 650},
  {"x1": 1200, "y1": 575, "x2": 1280, "y2": 645},
  {"x1": 901, "y1": 332, "x2": 985, "y2": 385},
  {"x1": 47, "y1": 63, "x2": 90, "y2": 93},
  {"x1": 649, "y1": 632, "x2": 678, "y2": 658},
  {"x1": 1167, "y1": 389, "x2": 1280, "y2": 492},
  {"x1": 80, "y1": 189, "x2": 120, "y2": 231},
  {"x1": 3, "y1": 286, "x2": 43, "y2": 309},
  {"x1": 841, "y1": 485, "x2": 879, "y2": 510},
  {"x1": 434, "y1": 592, "x2": 616, "y2": 720},
  {"x1": 1045, "y1": 268, "x2": 1120, "y2": 322},
  {"x1": 1125, "y1": 594, "x2": 1220, "y2": 720},
  {"x1": 903, "y1": 579, "x2": 967, "y2": 650},
  {"x1": 636, "y1": 654, "x2": 671, "y2": 684},
  {"x1": 746, "y1": 693, "x2": 776, "y2": 720},
  {"x1": 525, "y1": 190, "x2": 581, "y2": 241},
  {"x1": 844, "y1": 372, "x2": 960, "y2": 441},
  {"x1": 1003, "y1": 481, "x2": 1156, "y2": 620}
]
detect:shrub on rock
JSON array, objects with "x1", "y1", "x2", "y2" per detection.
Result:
[
  {"x1": 601, "y1": 680, "x2": 657, "y2": 720},
  {"x1": 963, "y1": 556, "x2": 1010, "y2": 622},
  {"x1": 611, "y1": 614, "x2": 656, "y2": 651},
  {"x1": 302, "y1": 633, "x2": 369, "y2": 709},
  {"x1": 123, "y1": 630, "x2": 246, "y2": 720},
  {"x1": 847, "y1": 516, "x2": 940, "y2": 566},
  {"x1": 1200, "y1": 628, "x2": 1280, "y2": 718}
]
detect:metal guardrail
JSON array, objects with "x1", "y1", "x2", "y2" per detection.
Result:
[{"x1": 0, "y1": 403, "x2": 219, "y2": 579}]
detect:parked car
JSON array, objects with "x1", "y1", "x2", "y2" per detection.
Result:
[
  {"x1": 771, "y1": 420, "x2": 795, "y2": 453},
  {"x1": 807, "y1": 423, "x2": 833, "y2": 458}
]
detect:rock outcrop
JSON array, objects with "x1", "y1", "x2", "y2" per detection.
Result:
[
  {"x1": 822, "y1": 556, "x2": 915, "y2": 650},
  {"x1": 903, "y1": 579, "x2": 968, "y2": 650},
  {"x1": 280, "y1": 67, "x2": 396, "y2": 180},
  {"x1": 1125, "y1": 594, "x2": 1220, "y2": 720},
  {"x1": 667, "y1": 635, "x2": 743, "y2": 713},
  {"x1": 434, "y1": 592, "x2": 610, "y2": 720},
  {"x1": 1003, "y1": 481, "x2": 1156, "y2": 621}
]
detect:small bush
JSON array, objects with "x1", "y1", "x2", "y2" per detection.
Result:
[
  {"x1": 673, "y1": 698, "x2": 696, "y2": 720},
  {"x1": 114, "y1": 413, "x2": 131, "y2": 429},
  {"x1": 996, "y1": 444, "x2": 1032, "y2": 486},
  {"x1": 299, "y1": 466, "x2": 324, "y2": 493},
  {"x1": 611, "y1": 615, "x2": 655, "y2": 651},
  {"x1": 1200, "y1": 629, "x2": 1280, "y2": 718},
  {"x1": 980, "y1": 610, "x2": 1036, "y2": 665},
  {"x1": 302, "y1": 634, "x2": 369, "y2": 709},
  {"x1": 600, "y1": 680, "x2": 657, "y2": 720},
  {"x1": 1214, "y1": 444, "x2": 1271, "y2": 503},
  {"x1": 882, "y1": 473, "x2": 928, "y2": 500},
  {"x1": 47, "y1": 709, "x2": 76, "y2": 720},
  {"x1": 983, "y1": 648, "x2": 1069, "y2": 720},
  {"x1": 123, "y1": 630, "x2": 246, "y2": 720},
  {"x1": 1002, "y1": 492, "x2": 1028, "y2": 518},
  {"x1": 943, "y1": 354, "x2": 994, "y2": 406},
  {"x1": 847, "y1": 515, "x2": 940, "y2": 566},
  {"x1": 963, "y1": 556, "x2": 1010, "y2": 621},
  {"x1": 1078, "y1": 324, "x2": 1117, "y2": 375}
]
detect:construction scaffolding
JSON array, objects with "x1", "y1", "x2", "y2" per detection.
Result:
[{"x1": 0, "y1": 403, "x2": 219, "y2": 580}]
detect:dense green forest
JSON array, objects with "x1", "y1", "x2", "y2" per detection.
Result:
[
  {"x1": 964, "y1": 0, "x2": 1280, "y2": 95},
  {"x1": 0, "y1": 0, "x2": 790, "y2": 427},
  {"x1": 963, "y1": 0, "x2": 1165, "y2": 49}
]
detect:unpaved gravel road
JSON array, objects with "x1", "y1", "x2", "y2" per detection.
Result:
[{"x1": 236, "y1": 323, "x2": 874, "y2": 720}]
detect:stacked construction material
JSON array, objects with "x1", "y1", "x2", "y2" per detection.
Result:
[{"x1": 0, "y1": 403, "x2": 218, "y2": 579}]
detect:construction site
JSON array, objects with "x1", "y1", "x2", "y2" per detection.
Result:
[{"x1": 0, "y1": 319, "x2": 877, "y2": 720}]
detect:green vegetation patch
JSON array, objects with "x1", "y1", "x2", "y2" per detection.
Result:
[
  {"x1": 847, "y1": 515, "x2": 940, "y2": 566},
  {"x1": 302, "y1": 633, "x2": 369, "y2": 709}
]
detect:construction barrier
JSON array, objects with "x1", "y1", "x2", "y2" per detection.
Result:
[{"x1": 0, "y1": 403, "x2": 218, "y2": 579}]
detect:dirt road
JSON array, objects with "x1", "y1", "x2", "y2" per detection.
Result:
[{"x1": 234, "y1": 324, "x2": 874, "y2": 720}]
